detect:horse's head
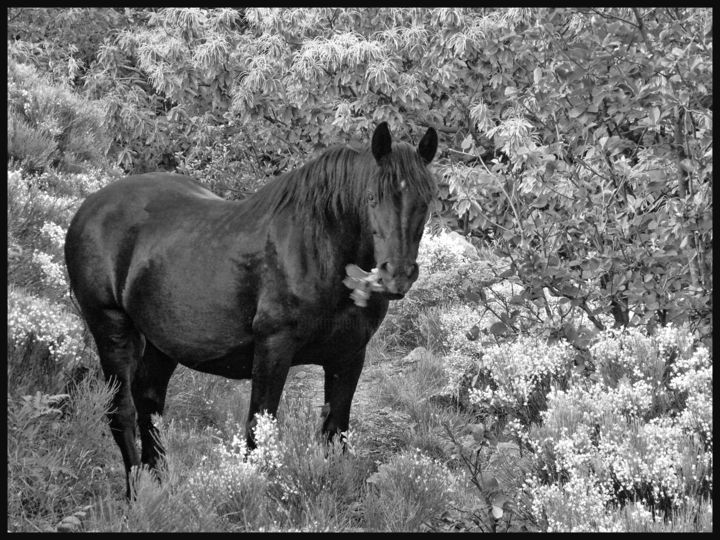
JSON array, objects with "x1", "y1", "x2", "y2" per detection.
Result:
[{"x1": 367, "y1": 122, "x2": 438, "y2": 298}]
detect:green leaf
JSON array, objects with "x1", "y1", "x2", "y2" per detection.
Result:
[
  {"x1": 467, "y1": 423, "x2": 485, "y2": 442},
  {"x1": 482, "y1": 476, "x2": 500, "y2": 491},
  {"x1": 533, "y1": 67, "x2": 542, "y2": 85},
  {"x1": 489, "y1": 321, "x2": 509, "y2": 336},
  {"x1": 461, "y1": 133, "x2": 474, "y2": 151},
  {"x1": 530, "y1": 196, "x2": 547, "y2": 208},
  {"x1": 498, "y1": 268, "x2": 515, "y2": 279}
]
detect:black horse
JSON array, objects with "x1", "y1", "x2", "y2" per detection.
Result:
[{"x1": 64, "y1": 122, "x2": 437, "y2": 496}]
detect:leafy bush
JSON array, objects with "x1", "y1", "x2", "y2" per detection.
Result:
[
  {"x1": 8, "y1": 8, "x2": 131, "y2": 87},
  {"x1": 428, "y1": 8, "x2": 712, "y2": 342},
  {"x1": 8, "y1": 110, "x2": 58, "y2": 173},
  {"x1": 7, "y1": 58, "x2": 111, "y2": 172},
  {"x1": 174, "y1": 126, "x2": 269, "y2": 199}
]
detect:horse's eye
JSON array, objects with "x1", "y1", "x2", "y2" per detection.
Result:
[{"x1": 368, "y1": 193, "x2": 377, "y2": 207}]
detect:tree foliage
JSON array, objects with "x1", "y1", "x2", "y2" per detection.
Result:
[{"x1": 6, "y1": 7, "x2": 712, "y2": 340}]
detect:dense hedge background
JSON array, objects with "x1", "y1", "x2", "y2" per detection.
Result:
[{"x1": 8, "y1": 7, "x2": 711, "y2": 341}]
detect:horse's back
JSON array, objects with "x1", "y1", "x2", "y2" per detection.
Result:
[
  {"x1": 71, "y1": 173, "x2": 219, "y2": 225},
  {"x1": 65, "y1": 173, "x2": 220, "y2": 309}
]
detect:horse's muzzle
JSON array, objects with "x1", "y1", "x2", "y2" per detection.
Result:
[{"x1": 377, "y1": 260, "x2": 418, "y2": 298}]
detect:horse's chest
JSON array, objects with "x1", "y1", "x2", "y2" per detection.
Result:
[{"x1": 294, "y1": 301, "x2": 386, "y2": 364}]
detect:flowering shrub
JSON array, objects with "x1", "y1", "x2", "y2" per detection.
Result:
[
  {"x1": 182, "y1": 409, "x2": 366, "y2": 529},
  {"x1": 8, "y1": 287, "x2": 86, "y2": 372},
  {"x1": 186, "y1": 426, "x2": 270, "y2": 527},
  {"x1": 31, "y1": 249, "x2": 68, "y2": 291},
  {"x1": 31, "y1": 167, "x2": 117, "y2": 198},
  {"x1": 669, "y1": 345, "x2": 712, "y2": 443},
  {"x1": 247, "y1": 412, "x2": 284, "y2": 472},
  {"x1": 437, "y1": 304, "x2": 486, "y2": 358},
  {"x1": 526, "y1": 325, "x2": 712, "y2": 524},
  {"x1": 468, "y1": 336, "x2": 574, "y2": 425},
  {"x1": 8, "y1": 168, "x2": 80, "y2": 242},
  {"x1": 525, "y1": 472, "x2": 621, "y2": 532},
  {"x1": 427, "y1": 299, "x2": 576, "y2": 426},
  {"x1": 590, "y1": 326, "x2": 666, "y2": 389},
  {"x1": 38, "y1": 220, "x2": 67, "y2": 251}
]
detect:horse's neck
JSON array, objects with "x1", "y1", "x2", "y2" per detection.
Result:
[
  {"x1": 314, "y1": 210, "x2": 375, "y2": 276},
  {"x1": 269, "y1": 200, "x2": 374, "y2": 280},
  {"x1": 245, "y1": 160, "x2": 377, "y2": 274}
]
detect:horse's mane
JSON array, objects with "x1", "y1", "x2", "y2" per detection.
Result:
[{"x1": 244, "y1": 142, "x2": 437, "y2": 228}]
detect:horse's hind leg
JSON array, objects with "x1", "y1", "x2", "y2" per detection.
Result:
[
  {"x1": 85, "y1": 308, "x2": 144, "y2": 498},
  {"x1": 131, "y1": 341, "x2": 177, "y2": 471}
]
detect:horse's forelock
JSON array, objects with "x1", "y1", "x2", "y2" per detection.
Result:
[{"x1": 374, "y1": 142, "x2": 437, "y2": 206}]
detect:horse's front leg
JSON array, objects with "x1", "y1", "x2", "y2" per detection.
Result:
[
  {"x1": 321, "y1": 347, "x2": 366, "y2": 444},
  {"x1": 245, "y1": 330, "x2": 298, "y2": 449}
]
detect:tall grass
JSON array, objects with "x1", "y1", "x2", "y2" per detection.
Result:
[{"x1": 7, "y1": 376, "x2": 121, "y2": 531}]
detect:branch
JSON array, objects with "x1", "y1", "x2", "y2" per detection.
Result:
[
  {"x1": 631, "y1": 8, "x2": 656, "y2": 56},
  {"x1": 446, "y1": 148, "x2": 480, "y2": 162},
  {"x1": 546, "y1": 284, "x2": 606, "y2": 331},
  {"x1": 573, "y1": 155, "x2": 613, "y2": 184},
  {"x1": 589, "y1": 8, "x2": 639, "y2": 29},
  {"x1": 8, "y1": 8, "x2": 24, "y2": 24},
  {"x1": 434, "y1": 124, "x2": 461, "y2": 134},
  {"x1": 478, "y1": 158, "x2": 524, "y2": 238}
]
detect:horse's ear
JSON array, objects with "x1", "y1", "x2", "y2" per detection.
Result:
[
  {"x1": 371, "y1": 122, "x2": 392, "y2": 163},
  {"x1": 418, "y1": 126, "x2": 438, "y2": 163}
]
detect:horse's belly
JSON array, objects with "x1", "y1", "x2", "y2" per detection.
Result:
[
  {"x1": 125, "y1": 284, "x2": 256, "y2": 369},
  {"x1": 131, "y1": 300, "x2": 253, "y2": 363},
  {"x1": 123, "y1": 242, "x2": 258, "y2": 360},
  {"x1": 177, "y1": 341, "x2": 255, "y2": 379}
]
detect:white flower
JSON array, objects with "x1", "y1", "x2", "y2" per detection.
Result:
[{"x1": 32, "y1": 249, "x2": 68, "y2": 290}]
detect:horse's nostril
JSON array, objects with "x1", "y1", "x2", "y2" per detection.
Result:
[
  {"x1": 380, "y1": 261, "x2": 395, "y2": 275},
  {"x1": 407, "y1": 263, "x2": 418, "y2": 278}
]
